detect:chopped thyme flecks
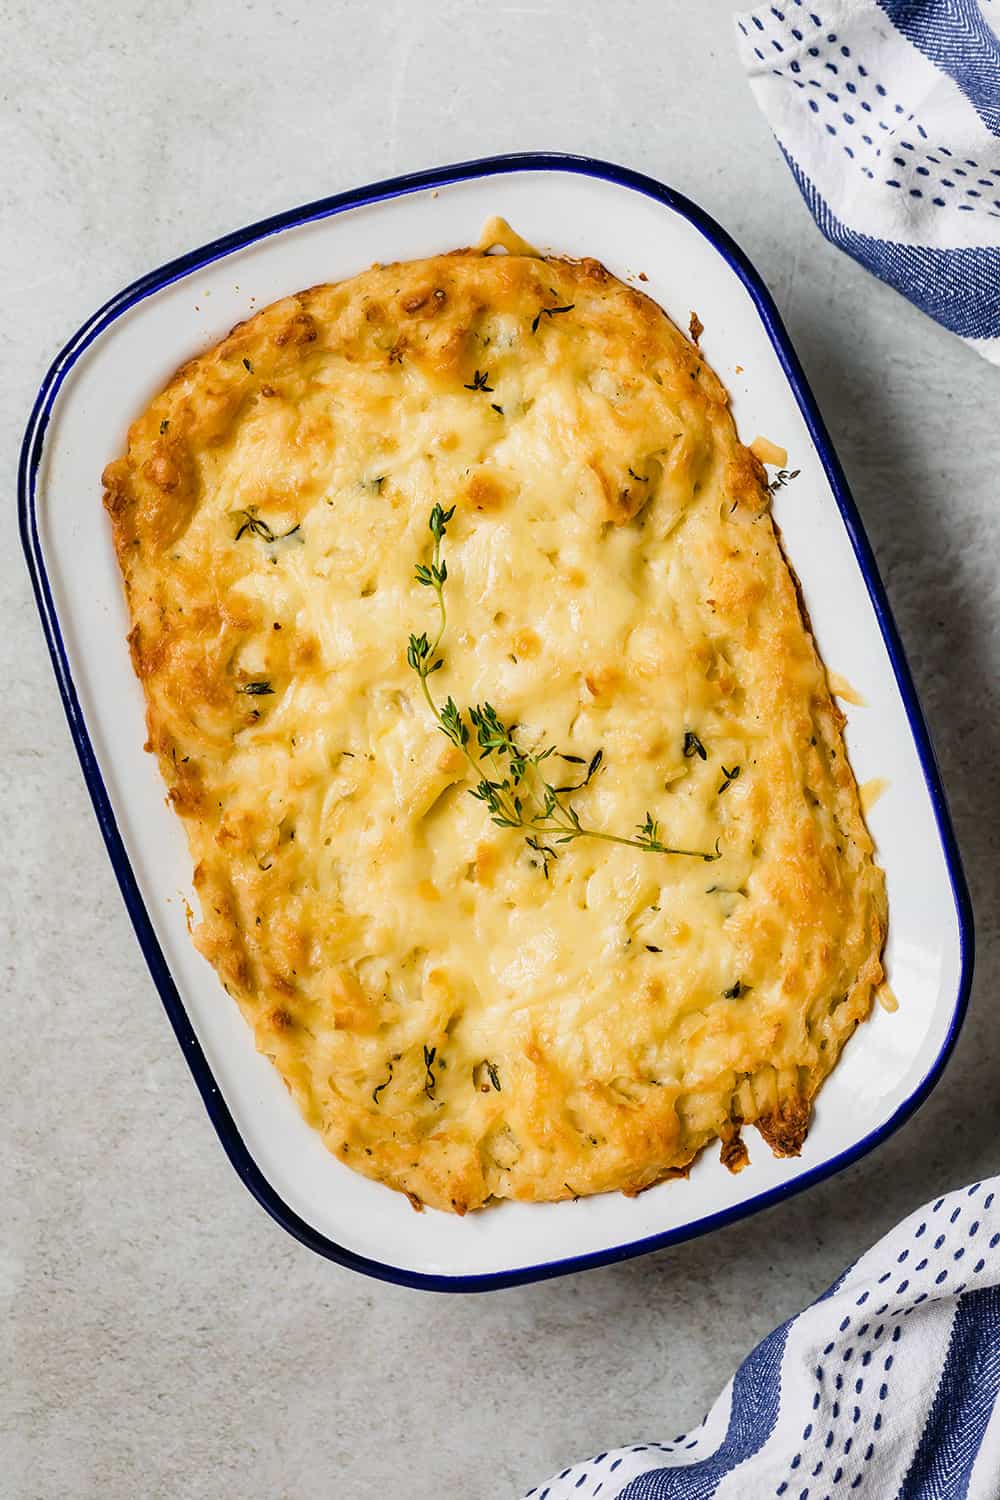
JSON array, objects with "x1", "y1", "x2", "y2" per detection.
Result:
[
  {"x1": 423, "y1": 1045, "x2": 438, "y2": 1099},
  {"x1": 683, "y1": 731, "x2": 707, "y2": 761},
  {"x1": 531, "y1": 303, "x2": 575, "y2": 333},
  {"x1": 767, "y1": 468, "x2": 801, "y2": 496},
  {"x1": 718, "y1": 765, "x2": 741, "y2": 795},
  {"x1": 475, "y1": 1060, "x2": 502, "y2": 1093},
  {"x1": 372, "y1": 1062, "x2": 393, "y2": 1104},
  {"x1": 233, "y1": 509, "x2": 300, "y2": 543}
]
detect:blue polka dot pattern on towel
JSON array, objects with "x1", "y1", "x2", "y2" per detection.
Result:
[
  {"x1": 734, "y1": 0, "x2": 1000, "y2": 357},
  {"x1": 756, "y1": 19, "x2": 997, "y2": 218},
  {"x1": 527, "y1": 1173, "x2": 1000, "y2": 1497}
]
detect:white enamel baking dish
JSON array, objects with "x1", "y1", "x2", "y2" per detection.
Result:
[{"x1": 19, "y1": 154, "x2": 973, "y2": 1290}]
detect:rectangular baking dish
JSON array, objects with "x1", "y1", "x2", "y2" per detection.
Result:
[{"x1": 19, "y1": 153, "x2": 973, "y2": 1290}]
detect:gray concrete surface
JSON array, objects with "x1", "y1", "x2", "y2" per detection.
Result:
[{"x1": 3, "y1": 2, "x2": 998, "y2": 1496}]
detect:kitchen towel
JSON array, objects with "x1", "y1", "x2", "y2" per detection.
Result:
[
  {"x1": 734, "y1": 0, "x2": 1000, "y2": 363},
  {"x1": 526, "y1": 1175, "x2": 1000, "y2": 1497}
]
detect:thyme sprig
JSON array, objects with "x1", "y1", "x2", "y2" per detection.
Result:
[{"x1": 406, "y1": 508, "x2": 720, "y2": 870}]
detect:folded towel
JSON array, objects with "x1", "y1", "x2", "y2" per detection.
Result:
[
  {"x1": 734, "y1": 0, "x2": 1000, "y2": 363},
  {"x1": 526, "y1": 1176, "x2": 1000, "y2": 1498}
]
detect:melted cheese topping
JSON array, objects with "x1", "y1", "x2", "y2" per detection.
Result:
[
  {"x1": 860, "y1": 777, "x2": 890, "y2": 814},
  {"x1": 103, "y1": 247, "x2": 887, "y2": 1213},
  {"x1": 828, "y1": 671, "x2": 868, "y2": 708}
]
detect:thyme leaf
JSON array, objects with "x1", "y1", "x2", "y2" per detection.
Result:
[
  {"x1": 531, "y1": 303, "x2": 575, "y2": 333},
  {"x1": 372, "y1": 1061, "x2": 393, "y2": 1104},
  {"x1": 526, "y1": 834, "x2": 558, "y2": 878},
  {"x1": 767, "y1": 468, "x2": 801, "y2": 496},
  {"x1": 423, "y1": 1044, "x2": 438, "y2": 1099},
  {"x1": 233, "y1": 508, "x2": 300, "y2": 543},
  {"x1": 718, "y1": 765, "x2": 741, "y2": 795}
]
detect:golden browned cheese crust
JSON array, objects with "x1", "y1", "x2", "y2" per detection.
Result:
[{"x1": 103, "y1": 248, "x2": 887, "y2": 1213}]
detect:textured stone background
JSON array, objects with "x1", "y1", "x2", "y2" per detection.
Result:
[{"x1": 3, "y1": 2, "x2": 996, "y2": 1496}]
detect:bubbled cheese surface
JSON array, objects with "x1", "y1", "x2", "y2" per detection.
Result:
[{"x1": 103, "y1": 246, "x2": 887, "y2": 1213}]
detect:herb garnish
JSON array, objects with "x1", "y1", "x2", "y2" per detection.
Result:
[
  {"x1": 464, "y1": 369, "x2": 494, "y2": 392},
  {"x1": 526, "y1": 835, "x2": 558, "y2": 878},
  {"x1": 478, "y1": 1060, "x2": 501, "y2": 1092},
  {"x1": 767, "y1": 468, "x2": 801, "y2": 496},
  {"x1": 683, "y1": 731, "x2": 707, "y2": 761},
  {"x1": 406, "y1": 507, "x2": 720, "y2": 869},
  {"x1": 723, "y1": 980, "x2": 751, "y2": 999},
  {"x1": 531, "y1": 303, "x2": 575, "y2": 333},
  {"x1": 645, "y1": 945, "x2": 663, "y2": 953},
  {"x1": 718, "y1": 765, "x2": 741, "y2": 795},
  {"x1": 159, "y1": 419, "x2": 170, "y2": 435},
  {"x1": 233, "y1": 508, "x2": 301, "y2": 543},
  {"x1": 423, "y1": 1044, "x2": 438, "y2": 1099},
  {"x1": 240, "y1": 681, "x2": 275, "y2": 696},
  {"x1": 242, "y1": 357, "x2": 254, "y2": 372},
  {"x1": 491, "y1": 403, "x2": 504, "y2": 416},
  {"x1": 551, "y1": 749, "x2": 603, "y2": 794},
  {"x1": 372, "y1": 1061, "x2": 393, "y2": 1104}
]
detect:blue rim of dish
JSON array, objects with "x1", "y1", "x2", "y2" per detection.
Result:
[{"x1": 18, "y1": 152, "x2": 974, "y2": 1292}]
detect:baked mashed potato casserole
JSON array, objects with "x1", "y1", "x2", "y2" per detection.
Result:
[{"x1": 103, "y1": 227, "x2": 887, "y2": 1214}]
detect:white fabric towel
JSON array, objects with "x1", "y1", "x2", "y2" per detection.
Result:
[
  {"x1": 734, "y1": 0, "x2": 1000, "y2": 363},
  {"x1": 527, "y1": 1175, "x2": 1000, "y2": 1498}
]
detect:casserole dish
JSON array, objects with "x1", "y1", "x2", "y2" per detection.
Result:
[{"x1": 19, "y1": 153, "x2": 973, "y2": 1289}]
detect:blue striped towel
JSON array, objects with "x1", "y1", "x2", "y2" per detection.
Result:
[
  {"x1": 526, "y1": 11, "x2": 999, "y2": 1495},
  {"x1": 526, "y1": 1177, "x2": 1000, "y2": 1498},
  {"x1": 734, "y1": 0, "x2": 1000, "y2": 362}
]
